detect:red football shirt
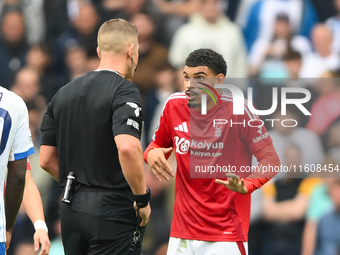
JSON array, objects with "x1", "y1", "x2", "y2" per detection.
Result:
[
  {"x1": 27, "y1": 158, "x2": 31, "y2": 170},
  {"x1": 151, "y1": 92, "x2": 273, "y2": 242}
]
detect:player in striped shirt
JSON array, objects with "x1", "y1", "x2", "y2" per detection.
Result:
[
  {"x1": 0, "y1": 87, "x2": 33, "y2": 255},
  {"x1": 144, "y1": 49, "x2": 280, "y2": 255}
]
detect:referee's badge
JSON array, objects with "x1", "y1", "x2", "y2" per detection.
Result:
[{"x1": 126, "y1": 102, "x2": 141, "y2": 117}]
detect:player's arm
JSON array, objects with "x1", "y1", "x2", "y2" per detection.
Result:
[
  {"x1": 22, "y1": 168, "x2": 50, "y2": 255},
  {"x1": 143, "y1": 100, "x2": 174, "y2": 181},
  {"x1": 216, "y1": 109, "x2": 280, "y2": 194},
  {"x1": 40, "y1": 103, "x2": 59, "y2": 181},
  {"x1": 5, "y1": 158, "x2": 27, "y2": 249},
  {"x1": 6, "y1": 98, "x2": 34, "y2": 249},
  {"x1": 243, "y1": 143, "x2": 280, "y2": 193},
  {"x1": 216, "y1": 142, "x2": 280, "y2": 194}
]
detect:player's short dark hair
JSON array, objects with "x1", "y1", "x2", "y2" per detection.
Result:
[{"x1": 185, "y1": 48, "x2": 227, "y2": 76}]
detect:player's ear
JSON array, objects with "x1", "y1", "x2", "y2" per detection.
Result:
[{"x1": 216, "y1": 73, "x2": 225, "y2": 84}]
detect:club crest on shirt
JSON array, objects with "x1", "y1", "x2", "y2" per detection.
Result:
[{"x1": 174, "y1": 136, "x2": 190, "y2": 154}]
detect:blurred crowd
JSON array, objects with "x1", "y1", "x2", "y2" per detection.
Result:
[{"x1": 1, "y1": 0, "x2": 340, "y2": 254}]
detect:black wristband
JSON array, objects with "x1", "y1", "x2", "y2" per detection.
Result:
[{"x1": 134, "y1": 187, "x2": 151, "y2": 208}]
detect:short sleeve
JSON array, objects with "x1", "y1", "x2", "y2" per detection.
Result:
[
  {"x1": 298, "y1": 178, "x2": 321, "y2": 196},
  {"x1": 9, "y1": 100, "x2": 34, "y2": 161},
  {"x1": 27, "y1": 158, "x2": 31, "y2": 170},
  {"x1": 150, "y1": 99, "x2": 173, "y2": 148},
  {"x1": 41, "y1": 103, "x2": 57, "y2": 146},
  {"x1": 262, "y1": 180, "x2": 276, "y2": 198},
  {"x1": 238, "y1": 101, "x2": 272, "y2": 153},
  {"x1": 112, "y1": 82, "x2": 143, "y2": 139}
]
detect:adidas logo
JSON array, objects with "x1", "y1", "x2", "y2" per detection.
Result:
[{"x1": 174, "y1": 122, "x2": 188, "y2": 133}]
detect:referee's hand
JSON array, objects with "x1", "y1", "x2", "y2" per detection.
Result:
[
  {"x1": 134, "y1": 202, "x2": 151, "y2": 227},
  {"x1": 147, "y1": 147, "x2": 174, "y2": 181}
]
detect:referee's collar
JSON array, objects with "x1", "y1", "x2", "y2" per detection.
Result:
[{"x1": 94, "y1": 69, "x2": 118, "y2": 74}]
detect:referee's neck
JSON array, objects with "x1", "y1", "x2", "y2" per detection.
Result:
[{"x1": 97, "y1": 54, "x2": 129, "y2": 78}]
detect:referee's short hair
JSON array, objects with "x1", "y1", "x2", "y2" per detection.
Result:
[
  {"x1": 185, "y1": 48, "x2": 227, "y2": 76},
  {"x1": 97, "y1": 19, "x2": 138, "y2": 54}
]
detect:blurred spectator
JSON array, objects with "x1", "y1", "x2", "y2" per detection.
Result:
[
  {"x1": 265, "y1": 108, "x2": 324, "y2": 176},
  {"x1": 301, "y1": 170, "x2": 337, "y2": 255},
  {"x1": 26, "y1": 44, "x2": 61, "y2": 102},
  {"x1": 0, "y1": 10, "x2": 28, "y2": 89},
  {"x1": 300, "y1": 25, "x2": 340, "y2": 78},
  {"x1": 142, "y1": 165, "x2": 172, "y2": 255},
  {"x1": 86, "y1": 47, "x2": 100, "y2": 72},
  {"x1": 224, "y1": 0, "x2": 242, "y2": 22},
  {"x1": 154, "y1": 0, "x2": 202, "y2": 45},
  {"x1": 92, "y1": 0, "x2": 126, "y2": 22},
  {"x1": 7, "y1": 212, "x2": 35, "y2": 255},
  {"x1": 169, "y1": 0, "x2": 247, "y2": 78},
  {"x1": 95, "y1": 0, "x2": 166, "y2": 45},
  {"x1": 27, "y1": 100, "x2": 45, "y2": 146},
  {"x1": 144, "y1": 65, "x2": 176, "y2": 147},
  {"x1": 311, "y1": 0, "x2": 337, "y2": 22},
  {"x1": 248, "y1": 13, "x2": 311, "y2": 78},
  {"x1": 130, "y1": 13, "x2": 169, "y2": 97},
  {"x1": 10, "y1": 67, "x2": 46, "y2": 105},
  {"x1": 49, "y1": 219, "x2": 64, "y2": 255},
  {"x1": 124, "y1": 0, "x2": 165, "y2": 44},
  {"x1": 315, "y1": 178, "x2": 340, "y2": 255},
  {"x1": 10, "y1": 67, "x2": 47, "y2": 109},
  {"x1": 243, "y1": 0, "x2": 317, "y2": 51},
  {"x1": 326, "y1": 120, "x2": 340, "y2": 150},
  {"x1": 64, "y1": 45, "x2": 88, "y2": 81},
  {"x1": 43, "y1": 0, "x2": 70, "y2": 44},
  {"x1": 154, "y1": 0, "x2": 201, "y2": 18},
  {"x1": 326, "y1": 0, "x2": 340, "y2": 54},
  {"x1": 235, "y1": 0, "x2": 258, "y2": 27},
  {"x1": 261, "y1": 143, "x2": 320, "y2": 255},
  {"x1": 0, "y1": 0, "x2": 45, "y2": 45},
  {"x1": 306, "y1": 70, "x2": 340, "y2": 136},
  {"x1": 284, "y1": 50, "x2": 303, "y2": 80},
  {"x1": 54, "y1": 2, "x2": 99, "y2": 75}
]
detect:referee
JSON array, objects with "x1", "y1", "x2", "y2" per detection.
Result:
[{"x1": 40, "y1": 19, "x2": 151, "y2": 255}]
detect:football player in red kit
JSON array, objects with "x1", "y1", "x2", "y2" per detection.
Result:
[{"x1": 144, "y1": 49, "x2": 280, "y2": 255}]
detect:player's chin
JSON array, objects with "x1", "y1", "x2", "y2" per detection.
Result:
[{"x1": 187, "y1": 101, "x2": 200, "y2": 108}]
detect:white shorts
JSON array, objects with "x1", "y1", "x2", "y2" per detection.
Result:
[{"x1": 167, "y1": 237, "x2": 248, "y2": 255}]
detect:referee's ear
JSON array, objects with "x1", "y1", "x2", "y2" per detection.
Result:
[
  {"x1": 96, "y1": 47, "x2": 101, "y2": 59},
  {"x1": 127, "y1": 43, "x2": 134, "y2": 58}
]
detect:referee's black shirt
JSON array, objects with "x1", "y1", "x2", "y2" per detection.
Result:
[{"x1": 41, "y1": 70, "x2": 143, "y2": 190}]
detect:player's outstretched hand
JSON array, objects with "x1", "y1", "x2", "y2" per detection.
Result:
[
  {"x1": 134, "y1": 202, "x2": 151, "y2": 227},
  {"x1": 147, "y1": 147, "x2": 174, "y2": 181},
  {"x1": 215, "y1": 173, "x2": 248, "y2": 195},
  {"x1": 34, "y1": 229, "x2": 51, "y2": 255}
]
